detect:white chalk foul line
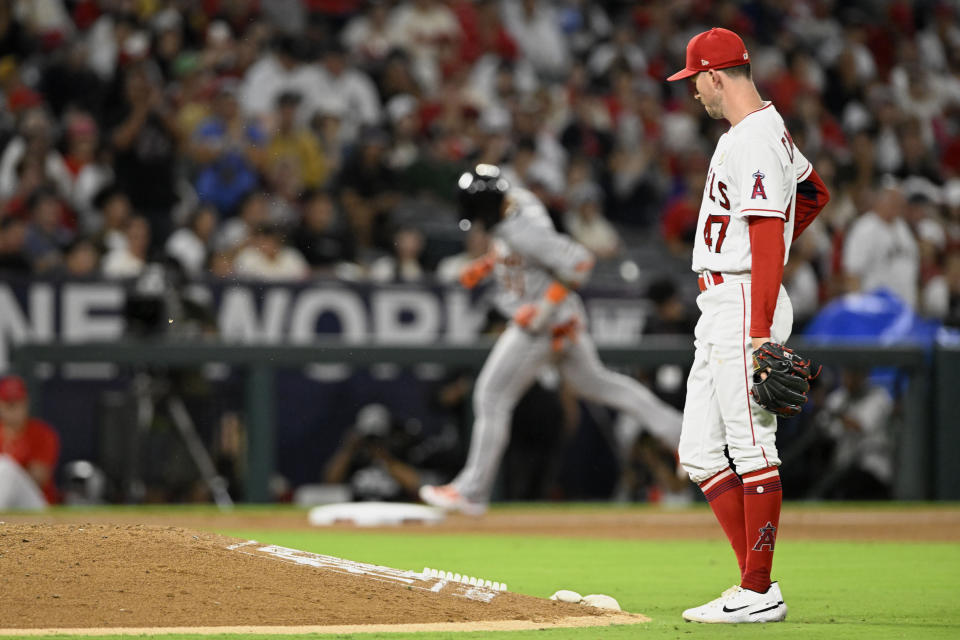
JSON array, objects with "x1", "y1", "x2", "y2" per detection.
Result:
[
  {"x1": 224, "y1": 540, "x2": 258, "y2": 550},
  {"x1": 227, "y1": 541, "x2": 499, "y2": 602}
]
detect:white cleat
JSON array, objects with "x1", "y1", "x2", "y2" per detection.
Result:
[
  {"x1": 682, "y1": 582, "x2": 787, "y2": 623},
  {"x1": 681, "y1": 584, "x2": 739, "y2": 621},
  {"x1": 418, "y1": 484, "x2": 487, "y2": 516}
]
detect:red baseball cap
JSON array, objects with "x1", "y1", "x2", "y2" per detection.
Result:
[
  {"x1": 0, "y1": 375, "x2": 28, "y2": 403},
  {"x1": 667, "y1": 28, "x2": 750, "y2": 82}
]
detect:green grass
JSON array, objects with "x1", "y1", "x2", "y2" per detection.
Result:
[
  {"x1": 172, "y1": 529, "x2": 955, "y2": 640},
  {"x1": 21, "y1": 507, "x2": 960, "y2": 639}
]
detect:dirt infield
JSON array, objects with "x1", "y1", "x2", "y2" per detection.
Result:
[
  {"x1": 0, "y1": 507, "x2": 952, "y2": 634},
  {"x1": 0, "y1": 524, "x2": 643, "y2": 633},
  {"x1": 3, "y1": 505, "x2": 958, "y2": 541}
]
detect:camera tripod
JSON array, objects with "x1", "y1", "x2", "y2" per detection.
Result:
[{"x1": 130, "y1": 369, "x2": 234, "y2": 508}]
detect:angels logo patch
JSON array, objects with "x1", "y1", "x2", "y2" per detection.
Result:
[
  {"x1": 751, "y1": 170, "x2": 767, "y2": 200},
  {"x1": 753, "y1": 521, "x2": 777, "y2": 551}
]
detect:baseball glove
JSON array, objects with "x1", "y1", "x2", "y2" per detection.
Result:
[{"x1": 750, "y1": 342, "x2": 820, "y2": 417}]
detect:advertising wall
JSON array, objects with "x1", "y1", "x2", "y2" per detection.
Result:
[
  {"x1": 1, "y1": 277, "x2": 649, "y2": 494},
  {"x1": 0, "y1": 277, "x2": 651, "y2": 371}
]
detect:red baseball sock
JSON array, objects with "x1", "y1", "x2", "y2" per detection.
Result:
[
  {"x1": 741, "y1": 466, "x2": 782, "y2": 593},
  {"x1": 698, "y1": 467, "x2": 747, "y2": 579}
]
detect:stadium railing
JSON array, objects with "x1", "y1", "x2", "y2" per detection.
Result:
[{"x1": 11, "y1": 338, "x2": 951, "y2": 502}]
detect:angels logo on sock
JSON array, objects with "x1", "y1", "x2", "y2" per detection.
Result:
[
  {"x1": 753, "y1": 521, "x2": 777, "y2": 551},
  {"x1": 751, "y1": 170, "x2": 767, "y2": 199}
]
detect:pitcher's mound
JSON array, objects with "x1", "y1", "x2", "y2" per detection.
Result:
[{"x1": 0, "y1": 524, "x2": 646, "y2": 635}]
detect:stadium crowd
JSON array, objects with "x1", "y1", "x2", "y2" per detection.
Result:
[{"x1": 0, "y1": 0, "x2": 957, "y2": 325}]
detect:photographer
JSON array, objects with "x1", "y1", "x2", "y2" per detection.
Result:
[
  {"x1": 812, "y1": 368, "x2": 894, "y2": 500},
  {"x1": 323, "y1": 404, "x2": 422, "y2": 502}
]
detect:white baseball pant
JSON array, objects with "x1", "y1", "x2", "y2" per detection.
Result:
[
  {"x1": 453, "y1": 323, "x2": 683, "y2": 502},
  {"x1": 678, "y1": 280, "x2": 793, "y2": 483},
  {"x1": 0, "y1": 454, "x2": 47, "y2": 510}
]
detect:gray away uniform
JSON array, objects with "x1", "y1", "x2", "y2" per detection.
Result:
[{"x1": 451, "y1": 187, "x2": 682, "y2": 503}]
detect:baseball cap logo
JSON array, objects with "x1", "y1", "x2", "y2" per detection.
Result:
[{"x1": 666, "y1": 27, "x2": 750, "y2": 82}]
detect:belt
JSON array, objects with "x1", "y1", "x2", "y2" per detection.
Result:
[{"x1": 697, "y1": 271, "x2": 725, "y2": 292}]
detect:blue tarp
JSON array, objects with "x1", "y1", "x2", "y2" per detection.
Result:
[
  {"x1": 803, "y1": 289, "x2": 943, "y2": 395},
  {"x1": 804, "y1": 289, "x2": 941, "y2": 345}
]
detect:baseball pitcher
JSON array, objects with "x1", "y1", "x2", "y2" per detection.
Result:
[
  {"x1": 666, "y1": 28, "x2": 829, "y2": 623},
  {"x1": 419, "y1": 164, "x2": 683, "y2": 516}
]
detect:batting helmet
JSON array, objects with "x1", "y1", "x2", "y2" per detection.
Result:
[{"x1": 457, "y1": 164, "x2": 510, "y2": 230}]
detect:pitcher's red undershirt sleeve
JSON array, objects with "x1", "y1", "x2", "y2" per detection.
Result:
[
  {"x1": 793, "y1": 168, "x2": 830, "y2": 240},
  {"x1": 748, "y1": 216, "x2": 785, "y2": 338}
]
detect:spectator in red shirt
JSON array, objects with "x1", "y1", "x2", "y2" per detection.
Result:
[
  {"x1": 0, "y1": 375, "x2": 59, "y2": 508},
  {"x1": 454, "y1": 0, "x2": 518, "y2": 66}
]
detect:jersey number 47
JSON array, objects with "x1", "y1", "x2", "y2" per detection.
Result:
[{"x1": 703, "y1": 214, "x2": 730, "y2": 253}]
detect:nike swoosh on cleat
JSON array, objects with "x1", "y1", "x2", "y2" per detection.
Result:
[
  {"x1": 749, "y1": 602, "x2": 785, "y2": 615},
  {"x1": 722, "y1": 605, "x2": 749, "y2": 613}
]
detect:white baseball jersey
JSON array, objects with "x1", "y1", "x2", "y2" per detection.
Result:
[
  {"x1": 691, "y1": 102, "x2": 812, "y2": 275},
  {"x1": 842, "y1": 212, "x2": 919, "y2": 308},
  {"x1": 679, "y1": 102, "x2": 814, "y2": 483},
  {"x1": 489, "y1": 187, "x2": 591, "y2": 326}
]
